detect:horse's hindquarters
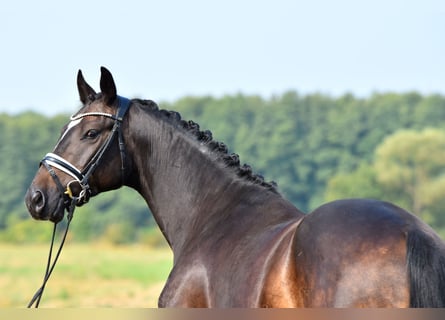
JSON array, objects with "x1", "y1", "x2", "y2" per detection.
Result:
[{"x1": 293, "y1": 199, "x2": 412, "y2": 307}]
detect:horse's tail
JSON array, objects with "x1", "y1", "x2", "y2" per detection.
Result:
[{"x1": 406, "y1": 228, "x2": 445, "y2": 307}]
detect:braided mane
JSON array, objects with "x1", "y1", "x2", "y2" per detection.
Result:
[{"x1": 134, "y1": 99, "x2": 278, "y2": 192}]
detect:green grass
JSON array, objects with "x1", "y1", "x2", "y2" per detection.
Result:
[{"x1": 0, "y1": 244, "x2": 172, "y2": 307}]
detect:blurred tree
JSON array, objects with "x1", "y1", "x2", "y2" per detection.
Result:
[
  {"x1": 325, "y1": 163, "x2": 385, "y2": 202},
  {"x1": 374, "y1": 128, "x2": 445, "y2": 222}
]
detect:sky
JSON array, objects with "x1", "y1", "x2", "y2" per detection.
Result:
[{"x1": 1, "y1": 0, "x2": 444, "y2": 115}]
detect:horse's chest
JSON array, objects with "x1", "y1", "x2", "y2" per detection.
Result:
[
  {"x1": 160, "y1": 249, "x2": 299, "y2": 307},
  {"x1": 160, "y1": 220, "x2": 302, "y2": 307}
]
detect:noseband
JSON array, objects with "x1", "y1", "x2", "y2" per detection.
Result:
[{"x1": 41, "y1": 96, "x2": 132, "y2": 207}]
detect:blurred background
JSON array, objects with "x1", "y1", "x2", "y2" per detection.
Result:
[{"x1": 1, "y1": 0, "x2": 444, "y2": 307}]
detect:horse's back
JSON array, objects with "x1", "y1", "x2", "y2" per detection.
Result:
[{"x1": 293, "y1": 198, "x2": 418, "y2": 307}]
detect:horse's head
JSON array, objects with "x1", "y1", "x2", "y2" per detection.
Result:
[{"x1": 25, "y1": 67, "x2": 131, "y2": 222}]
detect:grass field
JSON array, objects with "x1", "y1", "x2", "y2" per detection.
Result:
[{"x1": 0, "y1": 244, "x2": 172, "y2": 307}]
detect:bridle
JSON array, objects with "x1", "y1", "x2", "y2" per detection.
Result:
[
  {"x1": 41, "y1": 96, "x2": 132, "y2": 207},
  {"x1": 27, "y1": 96, "x2": 131, "y2": 308}
]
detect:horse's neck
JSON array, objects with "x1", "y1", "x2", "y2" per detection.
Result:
[{"x1": 125, "y1": 106, "x2": 300, "y2": 253}]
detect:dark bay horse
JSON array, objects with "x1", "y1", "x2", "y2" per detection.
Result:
[{"x1": 25, "y1": 67, "x2": 445, "y2": 307}]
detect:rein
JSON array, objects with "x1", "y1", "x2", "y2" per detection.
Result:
[
  {"x1": 27, "y1": 96, "x2": 131, "y2": 308},
  {"x1": 27, "y1": 199, "x2": 76, "y2": 308}
]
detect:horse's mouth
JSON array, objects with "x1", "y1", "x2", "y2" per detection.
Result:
[
  {"x1": 49, "y1": 200, "x2": 66, "y2": 223},
  {"x1": 25, "y1": 187, "x2": 67, "y2": 223}
]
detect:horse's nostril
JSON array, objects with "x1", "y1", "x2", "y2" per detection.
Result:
[{"x1": 32, "y1": 190, "x2": 45, "y2": 213}]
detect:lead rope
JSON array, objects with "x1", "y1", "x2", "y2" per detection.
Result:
[{"x1": 27, "y1": 198, "x2": 76, "y2": 308}]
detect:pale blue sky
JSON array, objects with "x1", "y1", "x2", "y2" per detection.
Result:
[{"x1": 1, "y1": 0, "x2": 444, "y2": 115}]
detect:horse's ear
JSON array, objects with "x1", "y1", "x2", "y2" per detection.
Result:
[
  {"x1": 77, "y1": 70, "x2": 96, "y2": 105},
  {"x1": 100, "y1": 66, "x2": 117, "y2": 106}
]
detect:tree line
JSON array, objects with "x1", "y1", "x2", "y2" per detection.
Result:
[{"x1": 1, "y1": 90, "x2": 445, "y2": 243}]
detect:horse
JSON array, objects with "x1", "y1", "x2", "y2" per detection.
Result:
[{"x1": 25, "y1": 67, "x2": 445, "y2": 307}]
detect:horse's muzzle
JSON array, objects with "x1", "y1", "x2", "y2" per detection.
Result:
[{"x1": 25, "y1": 185, "x2": 65, "y2": 223}]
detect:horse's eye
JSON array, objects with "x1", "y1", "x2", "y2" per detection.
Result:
[{"x1": 84, "y1": 129, "x2": 100, "y2": 139}]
